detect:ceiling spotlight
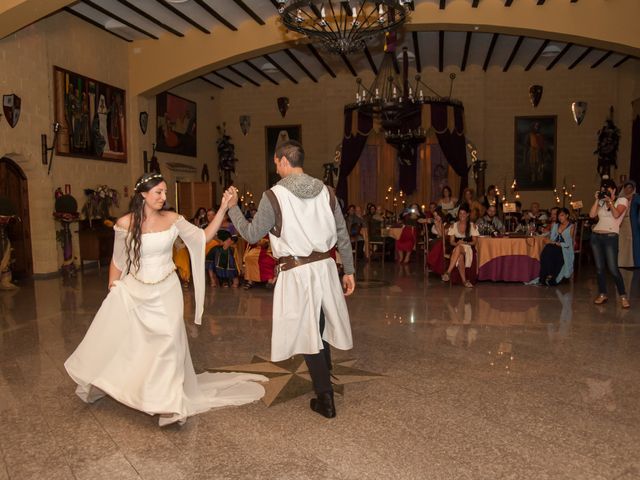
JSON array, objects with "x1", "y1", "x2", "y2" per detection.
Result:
[
  {"x1": 541, "y1": 44, "x2": 562, "y2": 57},
  {"x1": 260, "y1": 62, "x2": 278, "y2": 74}
]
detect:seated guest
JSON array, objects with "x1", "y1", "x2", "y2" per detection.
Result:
[
  {"x1": 525, "y1": 201, "x2": 548, "y2": 223},
  {"x1": 396, "y1": 203, "x2": 427, "y2": 264},
  {"x1": 459, "y1": 188, "x2": 485, "y2": 221},
  {"x1": 542, "y1": 207, "x2": 559, "y2": 234},
  {"x1": 442, "y1": 205, "x2": 479, "y2": 287},
  {"x1": 427, "y1": 207, "x2": 446, "y2": 274},
  {"x1": 505, "y1": 201, "x2": 524, "y2": 232},
  {"x1": 437, "y1": 186, "x2": 458, "y2": 218},
  {"x1": 365, "y1": 203, "x2": 376, "y2": 220},
  {"x1": 481, "y1": 185, "x2": 501, "y2": 211},
  {"x1": 220, "y1": 212, "x2": 237, "y2": 237},
  {"x1": 538, "y1": 208, "x2": 574, "y2": 285},
  {"x1": 206, "y1": 230, "x2": 240, "y2": 288},
  {"x1": 425, "y1": 202, "x2": 438, "y2": 221},
  {"x1": 204, "y1": 208, "x2": 217, "y2": 229},
  {"x1": 346, "y1": 204, "x2": 366, "y2": 259},
  {"x1": 243, "y1": 235, "x2": 277, "y2": 289},
  {"x1": 192, "y1": 207, "x2": 208, "y2": 228},
  {"x1": 477, "y1": 205, "x2": 505, "y2": 234}
]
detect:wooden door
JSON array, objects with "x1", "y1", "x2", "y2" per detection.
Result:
[
  {"x1": 176, "y1": 182, "x2": 217, "y2": 219},
  {"x1": 0, "y1": 158, "x2": 33, "y2": 277}
]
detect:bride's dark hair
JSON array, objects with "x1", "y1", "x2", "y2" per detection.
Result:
[{"x1": 125, "y1": 173, "x2": 166, "y2": 273}]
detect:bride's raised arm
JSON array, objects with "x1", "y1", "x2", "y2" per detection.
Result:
[{"x1": 202, "y1": 196, "x2": 230, "y2": 242}]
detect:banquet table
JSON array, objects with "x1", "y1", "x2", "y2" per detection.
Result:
[{"x1": 476, "y1": 236, "x2": 546, "y2": 282}]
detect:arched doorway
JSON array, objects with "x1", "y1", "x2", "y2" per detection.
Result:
[{"x1": 0, "y1": 157, "x2": 33, "y2": 278}]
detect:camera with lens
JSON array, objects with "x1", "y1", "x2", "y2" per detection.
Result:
[{"x1": 597, "y1": 191, "x2": 608, "y2": 200}]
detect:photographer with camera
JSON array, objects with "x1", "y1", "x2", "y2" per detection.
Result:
[{"x1": 589, "y1": 179, "x2": 630, "y2": 308}]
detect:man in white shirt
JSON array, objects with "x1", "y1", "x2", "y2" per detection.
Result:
[{"x1": 224, "y1": 140, "x2": 356, "y2": 418}]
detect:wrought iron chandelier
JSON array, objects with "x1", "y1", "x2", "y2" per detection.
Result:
[
  {"x1": 276, "y1": 0, "x2": 412, "y2": 55},
  {"x1": 351, "y1": 45, "x2": 460, "y2": 163}
]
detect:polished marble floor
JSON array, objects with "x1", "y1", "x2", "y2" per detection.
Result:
[{"x1": 1, "y1": 262, "x2": 640, "y2": 479}]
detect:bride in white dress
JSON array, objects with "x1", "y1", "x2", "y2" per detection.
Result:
[{"x1": 65, "y1": 173, "x2": 266, "y2": 426}]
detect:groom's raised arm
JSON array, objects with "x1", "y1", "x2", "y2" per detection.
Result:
[{"x1": 227, "y1": 192, "x2": 276, "y2": 245}]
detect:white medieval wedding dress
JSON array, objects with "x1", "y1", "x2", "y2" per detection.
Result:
[{"x1": 65, "y1": 216, "x2": 266, "y2": 426}]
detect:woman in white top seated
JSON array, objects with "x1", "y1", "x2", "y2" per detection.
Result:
[
  {"x1": 437, "y1": 185, "x2": 458, "y2": 218},
  {"x1": 442, "y1": 204, "x2": 479, "y2": 287},
  {"x1": 589, "y1": 178, "x2": 630, "y2": 308}
]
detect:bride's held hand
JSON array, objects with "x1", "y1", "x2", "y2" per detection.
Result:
[{"x1": 223, "y1": 187, "x2": 239, "y2": 207}]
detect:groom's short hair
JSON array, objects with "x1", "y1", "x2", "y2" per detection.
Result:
[{"x1": 275, "y1": 140, "x2": 304, "y2": 168}]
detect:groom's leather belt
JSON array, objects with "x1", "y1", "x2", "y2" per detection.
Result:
[{"x1": 278, "y1": 250, "x2": 332, "y2": 272}]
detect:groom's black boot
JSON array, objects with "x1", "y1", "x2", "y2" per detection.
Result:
[
  {"x1": 310, "y1": 391, "x2": 336, "y2": 418},
  {"x1": 304, "y1": 308, "x2": 336, "y2": 418}
]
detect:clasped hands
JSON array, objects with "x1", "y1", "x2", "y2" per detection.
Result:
[{"x1": 221, "y1": 186, "x2": 239, "y2": 208}]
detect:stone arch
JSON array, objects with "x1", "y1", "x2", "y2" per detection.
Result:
[{"x1": 0, "y1": 155, "x2": 33, "y2": 277}]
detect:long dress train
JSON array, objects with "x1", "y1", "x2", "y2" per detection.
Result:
[{"x1": 64, "y1": 216, "x2": 266, "y2": 426}]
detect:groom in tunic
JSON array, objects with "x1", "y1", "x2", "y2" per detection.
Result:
[{"x1": 224, "y1": 140, "x2": 355, "y2": 418}]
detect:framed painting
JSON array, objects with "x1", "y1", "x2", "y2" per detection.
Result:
[
  {"x1": 53, "y1": 66, "x2": 127, "y2": 162},
  {"x1": 265, "y1": 125, "x2": 302, "y2": 188},
  {"x1": 156, "y1": 92, "x2": 197, "y2": 157},
  {"x1": 514, "y1": 115, "x2": 557, "y2": 190}
]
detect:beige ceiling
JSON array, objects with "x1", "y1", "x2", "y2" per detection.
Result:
[{"x1": 2, "y1": 0, "x2": 639, "y2": 96}]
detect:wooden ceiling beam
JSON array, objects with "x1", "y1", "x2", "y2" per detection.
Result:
[
  {"x1": 232, "y1": 0, "x2": 265, "y2": 25},
  {"x1": 82, "y1": 0, "x2": 158, "y2": 39},
  {"x1": 591, "y1": 51, "x2": 613, "y2": 69},
  {"x1": 227, "y1": 65, "x2": 260, "y2": 86},
  {"x1": 114, "y1": 0, "x2": 183, "y2": 37},
  {"x1": 363, "y1": 46, "x2": 379, "y2": 75},
  {"x1": 439, "y1": 0, "x2": 446, "y2": 9},
  {"x1": 504, "y1": 0, "x2": 514, "y2": 6},
  {"x1": 525, "y1": 39, "x2": 549, "y2": 71},
  {"x1": 482, "y1": 33, "x2": 499, "y2": 71},
  {"x1": 244, "y1": 60, "x2": 279, "y2": 85},
  {"x1": 472, "y1": 0, "x2": 480, "y2": 6},
  {"x1": 264, "y1": 54, "x2": 299, "y2": 83},
  {"x1": 193, "y1": 0, "x2": 237, "y2": 31},
  {"x1": 65, "y1": 7, "x2": 132, "y2": 42},
  {"x1": 546, "y1": 43, "x2": 573, "y2": 70},
  {"x1": 284, "y1": 49, "x2": 318, "y2": 83},
  {"x1": 153, "y1": 0, "x2": 210, "y2": 34},
  {"x1": 341, "y1": 53, "x2": 358, "y2": 77},
  {"x1": 412, "y1": 31, "x2": 422, "y2": 73},
  {"x1": 503, "y1": 35, "x2": 524, "y2": 72},
  {"x1": 212, "y1": 71, "x2": 243, "y2": 88},
  {"x1": 307, "y1": 44, "x2": 336, "y2": 78},
  {"x1": 200, "y1": 76, "x2": 224, "y2": 89},
  {"x1": 613, "y1": 55, "x2": 632, "y2": 68},
  {"x1": 461, "y1": 31, "x2": 472, "y2": 71},
  {"x1": 568, "y1": 46, "x2": 593, "y2": 69}
]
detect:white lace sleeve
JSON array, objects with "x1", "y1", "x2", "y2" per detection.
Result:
[
  {"x1": 112, "y1": 226, "x2": 129, "y2": 278},
  {"x1": 175, "y1": 216, "x2": 206, "y2": 325}
]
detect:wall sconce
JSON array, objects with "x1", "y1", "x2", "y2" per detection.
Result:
[{"x1": 41, "y1": 122, "x2": 61, "y2": 175}]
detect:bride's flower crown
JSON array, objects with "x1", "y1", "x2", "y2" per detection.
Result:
[{"x1": 135, "y1": 173, "x2": 164, "y2": 192}]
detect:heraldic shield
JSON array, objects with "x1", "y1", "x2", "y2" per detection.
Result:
[
  {"x1": 139, "y1": 111, "x2": 149, "y2": 134},
  {"x1": 3, "y1": 94, "x2": 21, "y2": 128},
  {"x1": 239, "y1": 115, "x2": 250, "y2": 136}
]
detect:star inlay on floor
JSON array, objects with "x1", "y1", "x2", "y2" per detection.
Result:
[{"x1": 208, "y1": 356, "x2": 382, "y2": 407}]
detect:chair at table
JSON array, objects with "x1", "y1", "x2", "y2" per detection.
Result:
[
  {"x1": 573, "y1": 217, "x2": 592, "y2": 269},
  {"x1": 363, "y1": 223, "x2": 384, "y2": 263},
  {"x1": 415, "y1": 224, "x2": 426, "y2": 266},
  {"x1": 426, "y1": 223, "x2": 448, "y2": 276}
]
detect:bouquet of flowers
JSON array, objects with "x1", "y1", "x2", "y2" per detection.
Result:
[{"x1": 82, "y1": 185, "x2": 119, "y2": 220}]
